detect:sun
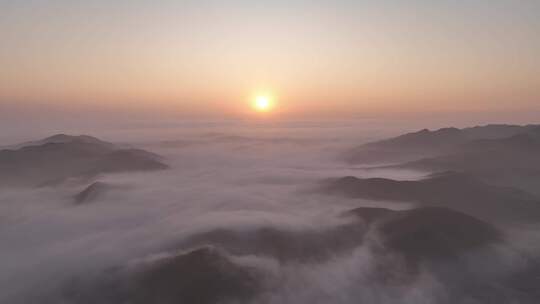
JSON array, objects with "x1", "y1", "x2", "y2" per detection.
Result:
[{"x1": 252, "y1": 95, "x2": 274, "y2": 112}]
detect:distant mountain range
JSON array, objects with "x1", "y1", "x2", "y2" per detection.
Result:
[
  {"x1": 402, "y1": 130, "x2": 540, "y2": 188},
  {"x1": 344, "y1": 124, "x2": 540, "y2": 194},
  {"x1": 345, "y1": 124, "x2": 540, "y2": 164},
  {"x1": 0, "y1": 134, "x2": 168, "y2": 187},
  {"x1": 323, "y1": 171, "x2": 540, "y2": 224}
]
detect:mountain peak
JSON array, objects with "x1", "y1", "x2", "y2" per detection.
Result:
[{"x1": 42, "y1": 134, "x2": 111, "y2": 146}]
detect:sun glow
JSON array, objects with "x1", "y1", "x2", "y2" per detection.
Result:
[{"x1": 252, "y1": 95, "x2": 274, "y2": 112}]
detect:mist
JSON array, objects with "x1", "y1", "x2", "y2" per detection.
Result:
[
  {"x1": 3, "y1": 0, "x2": 540, "y2": 302},
  {"x1": 1, "y1": 121, "x2": 539, "y2": 304}
]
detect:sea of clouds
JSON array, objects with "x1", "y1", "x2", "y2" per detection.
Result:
[{"x1": 1, "y1": 120, "x2": 538, "y2": 304}]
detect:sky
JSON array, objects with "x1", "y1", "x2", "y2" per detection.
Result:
[{"x1": 1, "y1": 0, "x2": 540, "y2": 122}]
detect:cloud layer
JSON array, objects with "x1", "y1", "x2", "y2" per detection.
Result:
[{"x1": 1, "y1": 123, "x2": 538, "y2": 304}]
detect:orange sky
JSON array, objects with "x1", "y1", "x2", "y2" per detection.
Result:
[{"x1": 1, "y1": 1, "x2": 539, "y2": 119}]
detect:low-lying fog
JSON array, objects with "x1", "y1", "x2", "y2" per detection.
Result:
[{"x1": 1, "y1": 121, "x2": 539, "y2": 304}]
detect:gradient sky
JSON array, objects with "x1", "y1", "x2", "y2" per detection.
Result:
[{"x1": 1, "y1": 0, "x2": 540, "y2": 119}]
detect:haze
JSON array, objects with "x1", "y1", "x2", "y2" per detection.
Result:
[
  {"x1": 2, "y1": 2, "x2": 540, "y2": 304},
  {"x1": 1, "y1": 0, "x2": 540, "y2": 122}
]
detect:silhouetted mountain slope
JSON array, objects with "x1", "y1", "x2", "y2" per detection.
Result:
[
  {"x1": 73, "y1": 182, "x2": 111, "y2": 204},
  {"x1": 324, "y1": 172, "x2": 540, "y2": 223},
  {"x1": 344, "y1": 128, "x2": 465, "y2": 164},
  {"x1": 344, "y1": 206, "x2": 536, "y2": 304},
  {"x1": 8, "y1": 134, "x2": 114, "y2": 150},
  {"x1": 0, "y1": 134, "x2": 167, "y2": 187},
  {"x1": 463, "y1": 124, "x2": 540, "y2": 140},
  {"x1": 30, "y1": 205, "x2": 537, "y2": 304},
  {"x1": 506, "y1": 263, "x2": 540, "y2": 301},
  {"x1": 346, "y1": 206, "x2": 501, "y2": 261},
  {"x1": 53, "y1": 247, "x2": 262, "y2": 304},
  {"x1": 400, "y1": 128, "x2": 540, "y2": 193},
  {"x1": 352, "y1": 206, "x2": 540, "y2": 304},
  {"x1": 381, "y1": 207, "x2": 500, "y2": 260},
  {"x1": 175, "y1": 205, "x2": 503, "y2": 266},
  {"x1": 345, "y1": 124, "x2": 540, "y2": 164},
  {"x1": 174, "y1": 223, "x2": 366, "y2": 263}
]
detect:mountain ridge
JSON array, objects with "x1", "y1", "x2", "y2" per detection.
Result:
[{"x1": 0, "y1": 134, "x2": 168, "y2": 187}]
